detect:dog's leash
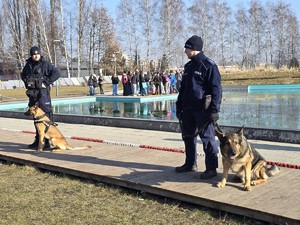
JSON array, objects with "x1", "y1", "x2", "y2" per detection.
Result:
[
  {"x1": 179, "y1": 118, "x2": 210, "y2": 138},
  {"x1": 179, "y1": 118, "x2": 223, "y2": 139}
]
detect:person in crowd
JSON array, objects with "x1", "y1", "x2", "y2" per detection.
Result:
[
  {"x1": 111, "y1": 73, "x2": 120, "y2": 95},
  {"x1": 88, "y1": 74, "x2": 98, "y2": 96},
  {"x1": 122, "y1": 70, "x2": 132, "y2": 96},
  {"x1": 169, "y1": 70, "x2": 178, "y2": 93},
  {"x1": 164, "y1": 72, "x2": 171, "y2": 94},
  {"x1": 131, "y1": 70, "x2": 139, "y2": 96},
  {"x1": 150, "y1": 72, "x2": 156, "y2": 94},
  {"x1": 21, "y1": 46, "x2": 61, "y2": 149},
  {"x1": 159, "y1": 73, "x2": 166, "y2": 94},
  {"x1": 121, "y1": 70, "x2": 127, "y2": 96},
  {"x1": 139, "y1": 72, "x2": 148, "y2": 96},
  {"x1": 98, "y1": 73, "x2": 105, "y2": 94},
  {"x1": 175, "y1": 35, "x2": 222, "y2": 179},
  {"x1": 152, "y1": 72, "x2": 161, "y2": 95},
  {"x1": 144, "y1": 72, "x2": 150, "y2": 95},
  {"x1": 175, "y1": 70, "x2": 183, "y2": 91}
]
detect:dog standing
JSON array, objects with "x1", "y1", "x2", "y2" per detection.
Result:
[
  {"x1": 215, "y1": 126, "x2": 279, "y2": 191},
  {"x1": 26, "y1": 104, "x2": 91, "y2": 153}
]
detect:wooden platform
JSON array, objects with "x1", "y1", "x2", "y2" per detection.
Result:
[{"x1": 0, "y1": 129, "x2": 299, "y2": 224}]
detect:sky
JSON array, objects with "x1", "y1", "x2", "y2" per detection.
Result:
[{"x1": 101, "y1": 0, "x2": 300, "y2": 22}]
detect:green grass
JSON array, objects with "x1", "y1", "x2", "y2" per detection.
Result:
[{"x1": 0, "y1": 162, "x2": 260, "y2": 225}]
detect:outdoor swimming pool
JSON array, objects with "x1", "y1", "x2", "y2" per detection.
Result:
[{"x1": 0, "y1": 88, "x2": 299, "y2": 130}]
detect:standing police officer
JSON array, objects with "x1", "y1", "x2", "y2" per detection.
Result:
[
  {"x1": 175, "y1": 35, "x2": 222, "y2": 179},
  {"x1": 21, "y1": 46, "x2": 61, "y2": 149}
]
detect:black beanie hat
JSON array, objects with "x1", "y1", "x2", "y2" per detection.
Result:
[
  {"x1": 184, "y1": 35, "x2": 203, "y2": 51},
  {"x1": 30, "y1": 46, "x2": 41, "y2": 56}
]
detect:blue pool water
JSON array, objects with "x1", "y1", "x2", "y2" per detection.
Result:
[{"x1": 0, "y1": 91, "x2": 299, "y2": 130}]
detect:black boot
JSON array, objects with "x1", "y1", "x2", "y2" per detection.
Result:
[
  {"x1": 175, "y1": 164, "x2": 198, "y2": 173},
  {"x1": 44, "y1": 139, "x2": 51, "y2": 149},
  {"x1": 27, "y1": 138, "x2": 38, "y2": 149},
  {"x1": 200, "y1": 169, "x2": 217, "y2": 179}
]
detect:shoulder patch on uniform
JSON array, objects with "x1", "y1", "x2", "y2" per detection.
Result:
[
  {"x1": 201, "y1": 58, "x2": 215, "y2": 69},
  {"x1": 207, "y1": 58, "x2": 216, "y2": 65}
]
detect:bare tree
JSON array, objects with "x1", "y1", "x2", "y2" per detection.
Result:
[
  {"x1": 160, "y1": 0, "x2": 184, "y2": 68},
  {"x1": 187, "y1": 0, "x2": 213, "y2": 52},
  {"x1": 286, "y1": 14, "x2": 300, "y2": 60},
  {"x1": 211, "y1": 0, "x2": 232, "y2": 67},
  {"x1": 235, "y1": 6, "x2": 251, "y2": 69},
  {"x1": 3, "y1": 0, "x2": 23, "y2": 68},
  {"x1": 95, "y1": 7, "x2": 115, "y2": 73},
  {"x1": 77, "y1": 0, "x2": 85, "y2": 77},
  {"x1": 248, "y1": 0, "x2": 267, "y2": 67},
  {"x1": 137, "y1": 0, "x2": 159, "y2": 72},
  {"x1": 271, "y1": 2, "x2": 291, "y2": 68},
  {"x1": 58, "y1": 0, "x2": 71, "y2": 78},
  {"x1": 77, "y1": 0, "x2": 92, "y2": 77},
  {"x1": 0, "y1": 0, "x2": 300, "y2": 80},
  {"x1": 117, "y1": 0, "x2": 137, "y2": 70}
]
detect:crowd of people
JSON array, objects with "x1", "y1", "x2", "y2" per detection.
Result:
[
  {"x1": 120, "y1": 69, "x2": 183, "y2": 96},
  {"x1": 88, "y1": 70, "x2": 183, "y2": 96},
  {"x1": 87, "y1": 73, "x2": 105, "y2": 96}
]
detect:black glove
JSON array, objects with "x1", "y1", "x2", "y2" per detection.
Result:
[
  {"x1": 176, "y1": 110, "x2": 183, "y2": 120},
  {"x1": 209, "y1": 112, "x2": 219, "y2": 125}
]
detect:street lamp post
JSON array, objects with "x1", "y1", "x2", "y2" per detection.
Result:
[
  {"x1": 53, "y1": 40, "x2": 60, "y2": 96},
  {"x1": 112, "y1": 54, "x2": 116, "y2": 75},
  {"x1": 113, "y1": 52, "x2": 120, "y2": 75}
]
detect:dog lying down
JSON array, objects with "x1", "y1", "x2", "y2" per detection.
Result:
[
  {"x1": 215, "y1": 126, "x2": 280, "y2": 191},
  {"x1": 25, "y1": 104, "x2": 91, "y2": 153}
]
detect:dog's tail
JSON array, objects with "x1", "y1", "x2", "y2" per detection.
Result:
[
  {"x1": 67, "y1": 145, "x2": 92, "y2": 150},
  {"x1": 267, "y1": 164, "x2": 280, "y2": 177}
]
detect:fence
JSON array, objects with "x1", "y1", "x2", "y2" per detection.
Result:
[{"x1": 0, "y1": 76, "x2": 121, "y2": 90}]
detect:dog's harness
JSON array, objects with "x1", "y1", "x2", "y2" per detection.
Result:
[{"x1": 33, "y1": 113, "x2": 52, "y2": 134}]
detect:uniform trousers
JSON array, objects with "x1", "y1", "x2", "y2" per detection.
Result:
[{"x1": 181, "y1": 110, "x2": 219, "y2": 171}]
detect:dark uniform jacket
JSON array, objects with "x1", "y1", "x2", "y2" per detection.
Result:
[
  {"x1": 21, "y1": 56, "x2": 60, "y2": 111},
  {"x1": 176, "y1": 52, "x2": 222, "y2": 113},
  {"x1": 21, "y1": 56, "x2": 60, "y2": 90}
]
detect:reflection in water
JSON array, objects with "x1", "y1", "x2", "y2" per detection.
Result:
[
  {"x1": 7, "y1": 91, "x2": 300, "y2": 129},
  {"x1": 219, "y1": 92, "x2": 299, "y2": 129},
  {"x1": 51, "y1": 92, "x2": 300, "y2": 129}
]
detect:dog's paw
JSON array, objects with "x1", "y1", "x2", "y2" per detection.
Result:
[
  {"x1": 244, "y1": 185, "x2": 252, "y2": 191},
  {"x1": 51, "y1": 149, "x2": 63, "y2": 152},
  {"x1": 250, "y1": 181, "x2": 256, "y2": 186},
  {"x1": 216, "y1": 182, "x2": 225, "y2": 188},
  {"x1": 33, "y1": 150, "x2": 42, "y2": 154}
]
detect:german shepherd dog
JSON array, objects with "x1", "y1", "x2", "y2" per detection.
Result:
[
  {"x1": 215, "y1": 126, "x2": 279, "y2": 191},
  {"x1": 25, "y1": 104, "x2": 91, "y2": 153}
]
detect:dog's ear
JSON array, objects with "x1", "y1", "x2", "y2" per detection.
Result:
[{"x1": 237, "y1": 126, "x2": 244, "y2": 136}]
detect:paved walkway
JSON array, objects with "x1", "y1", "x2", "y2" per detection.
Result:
[{"x1": 0, "y1": 118, "x2": 299, "y2": 224}]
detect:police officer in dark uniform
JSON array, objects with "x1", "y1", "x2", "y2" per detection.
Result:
[
  {"x1": 175, "y1": 35, "x2": 222, "y2": 179},
  {"x1": 21, "y1": 46, "x2": 61, "y2": 149}
]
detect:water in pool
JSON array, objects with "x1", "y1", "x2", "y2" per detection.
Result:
[
  {"x1": 54, "y1": 91, "x2": 299, "y2": 129},
  {"x1": 1, "y1": 91, "x2": 299, "y2": 130}
]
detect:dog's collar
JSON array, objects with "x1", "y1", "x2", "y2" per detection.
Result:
[{"x1": 34, "y1": 113, "x2": 46, "y2": 121}]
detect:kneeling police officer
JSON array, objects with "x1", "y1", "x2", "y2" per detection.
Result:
[
  {"x1": 176, "y1": 35, "x2": 222, "y2": 179},
  {"x1": 21, "y1": 46, "x2": 61, "y2": 149}
]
